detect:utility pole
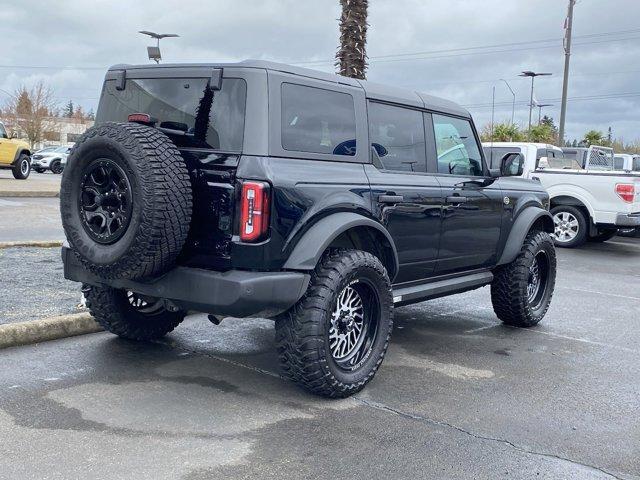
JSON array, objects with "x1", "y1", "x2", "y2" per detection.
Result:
[
  {"x1": 520, "y1": 71, "x2": 552, "y2": 137},
  {"x1": 558, "y1": 0, "x2": 576, "y2": 146}
]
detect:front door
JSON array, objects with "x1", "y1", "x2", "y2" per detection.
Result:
[
  {"x1": 365, "y1": 102, "x2": 443, "y2": 284},
  {"x1": 0, "y1": 124, "x2": 14, "y2": 166},
  {"x1": 430, "y1": 113, "x2": 503, "y2": 274}
]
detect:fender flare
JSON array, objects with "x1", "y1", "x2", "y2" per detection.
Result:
[
  {"x1": 283, "y1": 212, "x2": 399, "y2": 279},
  {"x1": 12, "y1": 148, "x2": 31, "y2": 165},
  {"x1": 496, "y1": 207, "x2": 554, "y2": 266}
]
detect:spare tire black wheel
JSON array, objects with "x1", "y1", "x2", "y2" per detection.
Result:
[{"x1": 60, "y1": 122, "x2": 192, "y2": 280}]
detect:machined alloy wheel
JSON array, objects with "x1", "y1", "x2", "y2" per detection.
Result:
[
  {"x1": 78, "y1": 158, "x2": 133, "y2": 245},
  {"x1": 126, "y1": 290, "x2": 165, "y2": 315},
  {"x1": 553, "y1": 211, "x2": 579, "y2": 243},
  {"x1": 20, "y1": 158, "x2": 29, "y2": 176},
  {"x1": 329, "y1": 280, "x2": 380, "y2": 371}
]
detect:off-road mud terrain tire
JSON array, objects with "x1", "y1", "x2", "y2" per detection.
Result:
[
  {"x1": 491, "y1": 230, "x2": 556, "y2": 327},
  {"x1": 275, "y1": 249, "x2": 393, "y2": 398},
  {"x1": 84, "y1": 284, "x2": 185, "y2": 340}
]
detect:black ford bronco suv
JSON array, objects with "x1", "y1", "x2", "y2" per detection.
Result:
[{"x1": 60, "y1": 61, "x2": 557, "y2": 398}]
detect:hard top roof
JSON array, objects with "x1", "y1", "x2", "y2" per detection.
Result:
[{"x1": 108, "y1": 60, "x2": 470, "y2": 118}]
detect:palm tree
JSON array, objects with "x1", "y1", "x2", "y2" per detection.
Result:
[
  {"x1": 582, "y1": 130, "x2": 605, "y2": 146},
  {"x1": 336, "y1": 0, "x2": 368, "y2": 79}
]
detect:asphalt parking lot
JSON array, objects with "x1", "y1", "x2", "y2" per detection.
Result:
[{"x1": 1, "y1": 236, "x2": 638, "y2": 479}]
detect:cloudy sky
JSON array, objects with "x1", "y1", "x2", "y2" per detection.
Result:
[{"x1": 1, "y1": 0, "x2": 639, "y2": 142}]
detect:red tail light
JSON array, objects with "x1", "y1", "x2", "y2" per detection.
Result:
[
  {"x1": 615, "y1": 183, "x2": 635, "y2": 203},
  {"x1": 127, "y1": 113, "x2": 156, "y2": 125},
  {"x1": 239, "y1": 181, "x2": 270, "y2": 242}
]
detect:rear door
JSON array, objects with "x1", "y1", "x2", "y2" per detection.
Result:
[
  {"x1": 429, "y1": 113, "x2": 503, "y2": 274},
  {"x1": 364, "y1": 102, "x2": 443, "y2": 284}
]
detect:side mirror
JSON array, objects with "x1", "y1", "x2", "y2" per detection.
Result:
[
  {"x1": 10, "y1": 132, "x2": 17, "y2": 139},
  {"x1": 500, "y1": 152, "x2": 525, "y2": 176}
]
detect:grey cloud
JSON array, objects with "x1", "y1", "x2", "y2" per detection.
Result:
[{"x1": 1, "y1": 0, "x2": 638, "y2": 141}]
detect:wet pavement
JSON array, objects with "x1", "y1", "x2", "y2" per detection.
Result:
[{"x1": 0, "y1": 237, "x2": 639, "y2": 479}]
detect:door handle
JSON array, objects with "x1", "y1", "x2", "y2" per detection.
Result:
[
  {"x1": 378, "y1": 194, "x2": 404, "y2": 204},
  {"x1": 446, "y1": 195, "x2": 469, "y2": 204}
]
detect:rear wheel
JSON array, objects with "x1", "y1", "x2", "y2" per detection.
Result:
[
  {"x1": 275, "y1": 249, "x2": 393, "y2": 398},
  {"x1": 551, "y1": 205, "x2": 587, "y2": 248},
  {"x1": 11, "y1": 154, "x2": 30, "y2": 179},
  {"x1": 50, "y1": 159, "x2": 63, "y2": 174},
  {"x1": 491, "y1": 230, "x2": 556, "y2": 327},
  {"x1": 84, "y1": 284, "x2": 185, "y2": 340},
  {"x1": 588, "y1": 228, "x2": 618, "y2": 243}
]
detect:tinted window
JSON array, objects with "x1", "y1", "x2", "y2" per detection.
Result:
[
  {"x1": 433, "y1": 114, "x2": 483, "y2": 176},
  {"x1": 614, "y1": 156, "x2": 625, "y2": 170},
  {"x1": 0, "y1": 124, "x2": 6, "y2": 139},
  {"x1": 483, "y1": 146, "x2": 521, "y2": 169},
  {"x1": 633, "y1": 157, "x2": 640, "y2": 172},
  {"x1": 97, "y1": 77, "x2": 247, "y2": 152},
  {"x1": 368, "y1": 102, "x2": 426, "y2": 172},
  {"x1": 281, "y1": 83, "x2": 356, "y2": 156}
]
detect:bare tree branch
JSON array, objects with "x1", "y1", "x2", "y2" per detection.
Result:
[{"x1": 3, "y1": 81, "x2": 57, "y2": 147}]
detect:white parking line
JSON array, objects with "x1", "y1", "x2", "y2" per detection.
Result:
[
  {"x1": 558, "y1": 286, "x2": 640, "y2": 301},
  {"x1": 517, "y1": 327, "x2": 640, "y2": 354}
]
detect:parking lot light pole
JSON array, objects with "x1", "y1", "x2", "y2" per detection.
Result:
[
  {"x1": 537, "y1": 103, "x2": 553, "y2": 124},
  {"x1": 500, "y1": 79, "x2": 516, "y2": 125},
  {"x1": 138, "y1": 31, "x2": 179, "y2": 64},
  {"x1": 519, "y1": 71, "x2": 552, "y2": 136}
]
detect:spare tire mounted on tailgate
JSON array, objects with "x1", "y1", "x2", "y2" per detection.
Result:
[{"x1": 60, "y1": 122, "x2": 192, "y2": 280}]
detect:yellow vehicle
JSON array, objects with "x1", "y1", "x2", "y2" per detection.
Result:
[{"x1": 0, "y1": 121, "x2": 31, "y2": 179}]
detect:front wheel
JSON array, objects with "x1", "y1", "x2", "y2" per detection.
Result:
[
  {"x1": 491, "y1": 230, "x2": 556, "y2": 327},
  {"x1": 12, "y1": 154, "x2": 30, "y2": 179},
  {"x1": 84, "y1": 285, "x2": 185, "y2": 340},
  {"x1": 275, "y1": 249, "x2": 393, "y2": 398},
  {"x1": 50, "y1": 159, "x2": 63, "y2": 174}
]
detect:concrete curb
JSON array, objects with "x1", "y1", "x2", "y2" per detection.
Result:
[
  {"x1": 0, "y1": 240, "x2": 63, "y2": 249},
  {"x1": 0, "y1": 312, "x2": 103, "y2": 349},
  {"x1": 0, "y1": 191, "x2": 59, "y2": 198}
]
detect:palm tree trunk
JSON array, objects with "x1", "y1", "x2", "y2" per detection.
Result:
[{"x1": 336, "y1": 0, "x2": 368, "y2": 79}]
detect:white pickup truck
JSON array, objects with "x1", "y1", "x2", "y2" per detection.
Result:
[{"x1": 483, "y1": 142, "x2": 640, "y2": 247}]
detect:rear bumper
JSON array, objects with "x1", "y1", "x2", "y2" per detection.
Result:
[
  {"x1": 62, "y1": 247, "x2": 310, "y2": 318},
  {"x1": 615, "y1": 213, "x2": 640, "y2": 227}
]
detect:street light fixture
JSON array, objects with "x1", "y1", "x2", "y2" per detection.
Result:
[
  {"x1": 499, "y1": 79, "x2": 516, "y2": 125},
  {"x1": 537, "y1": 103, "x2": 553, "y2": 124},
  {"x1": 519, "y1": 71, "x2": 552, "y2": 134},
  {"x1": 138, "y1": 31, "x2": 180, "y2": 64}
]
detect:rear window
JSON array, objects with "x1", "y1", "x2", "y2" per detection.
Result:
[
  {"x1": 614, "y1": 156, "x2": 625, "y2": 170},
  {"x1": 633, "y1": 157, "x2": 640, "y2": 172},
  {"x1": 96, "y1": 77, "x2": 247, "y2": 152},
  {"x1": 281, "y1": 83, "x2": 356, "y2": 156}
]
